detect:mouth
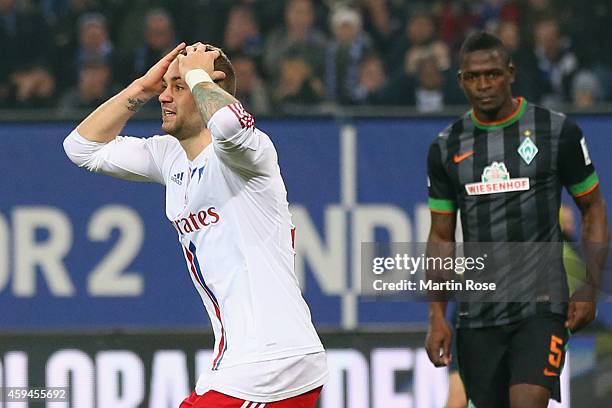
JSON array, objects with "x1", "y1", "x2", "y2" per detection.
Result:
[
  {"x1": 476, "y1": 96, "x2": 495, "y2": 104},
  {"x1": 162, "y1": 108, "x2": 176, "y2": 119}
]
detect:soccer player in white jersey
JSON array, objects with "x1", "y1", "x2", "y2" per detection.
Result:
[{"x1": 63, "y1": 42, "x2": 327, "y2": 407}]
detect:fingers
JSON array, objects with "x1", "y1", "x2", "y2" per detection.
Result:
[
  {"x1": 164, "y1": 42, "x2": 186, "y2": 61},
  {"x1": 442, "y1": 334, "x2": 452, "y2": 366},
  {"x1": 426, "y1": 339, "x2": 448, "y2": 367},
  {"x1": 566, "y1": 303, "x2": 596, "y2": 333},
  {"x1": 564, "y1": 302, "x2": 575, "y2": 329},
  {"x1": 425, "y1": 343, "x2": 442, "y2": 366},
  {"x1": 210, "y1": 70, "x2": 227, "y2": 81},
  {"x1": 184, "y1": 43, "x2": 221, "y2": 59}
]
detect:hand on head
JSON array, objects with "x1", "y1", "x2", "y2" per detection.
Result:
[
  {"x1": 177, "y1": 43, "x2": 227, "y2": 83},
  {"x1": 135, "y1": 42, "x2": 227, "y2": 96},
  {"x1": 136, "y1": 42, "x2": 186, "y2": 96}
]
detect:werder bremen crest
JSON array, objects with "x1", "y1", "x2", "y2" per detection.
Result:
[
  {"x1": 517, "y1": 137, "x2": 538, "y2": 165},
  {"x1": 481, "y1": 162, "x2": 510, "y2": 182}
]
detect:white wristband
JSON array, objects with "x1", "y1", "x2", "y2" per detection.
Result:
[{"x1": 185, "y1": 69, "x2": 213, "y2": 91}]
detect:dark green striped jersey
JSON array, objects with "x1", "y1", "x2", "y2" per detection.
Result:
[{"x1": 427, "y1": 98, "x2": 599, "y2": 328}]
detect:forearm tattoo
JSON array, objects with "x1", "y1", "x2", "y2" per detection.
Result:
[
  {"x1": 192, "y1": 83, "x2": 238, "y2": 125},
  {"x1": 126, "y1": 97, "x2": 146, "y2": 112}
]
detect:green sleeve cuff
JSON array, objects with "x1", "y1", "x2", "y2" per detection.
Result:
[
  {"x1": 428, "y1": 197, "x2": 456, "y2": 213},
  {"x1": 569, "y1": 172, "x2": 599, "y2": 197}
]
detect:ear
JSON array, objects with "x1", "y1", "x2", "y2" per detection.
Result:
[
  {"x1": 508, "y1": 63, "x2": 515, "y2": 84},
  {"x1": 457, "y1": 71, "x2": 464, "y2": 90}
]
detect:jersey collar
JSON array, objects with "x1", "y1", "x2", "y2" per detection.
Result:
[
  {"x1": 189, "y1": 143, "x2": 212, "y2": 168},
  {"x1": 470, "y1": 97, "x2": 526, "y2": 130}
]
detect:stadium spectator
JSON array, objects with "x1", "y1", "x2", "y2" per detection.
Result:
[
  {"x1": 117, "y1": 8, "x2": 176, "y2": 84},
  {"x1": 50, "y1": 0, "x2": 103, "y2": 85},
  {"x1": 58, "y1": 58, "x2": 120, "y2": 112},
  {"x1": 9, "y1": 66, "x2": 57, "y2": 108},
  {"x1": 233, "y1": 54, "x2": 271, "y2": 115},
  {"x1": 223, "y1": 5, "x2": 264, "y2": 65},
  {"x1": 475, "y1": 0, "x2": 520, "y2": 32},
  {"x1": 387, "y1": 53, "x2": 463, "y2": 110},
  {"x1": 564, "y1": 0, "x2": 612, "y2": 103},
  {"x1": 325, "y1": 7, "x2": 373, "y2": 105},
  {"x1": 247, "y1": 0, "x2": 289, "y2": 37},
  {"x1": 1, "y1": 0, "x2": 612, "y2": 112},
  {"x1": 436, "y1": 1, "x2": 478, "y2": 52},
  {"x1": 520, "y1": 0, "x2": 568, "y2": 35},
  {"x1": 263, "y1": 0, "x2": 327, "y2": 81},
  {"x1": 389, "y1": 11, "x2": 450, "y2": 79},
  {"x1": 353, "y1": 55, "x2": 390, "y2": 105},
  {"x1": 55, "y1": 11, "x2": 115, "y2": 91},
  {"x1": 360, "y1": 0, "x2": 404, "y2": 54},
  {"x1": 572, "y1": 70, "x2": 601, "y2": 109},
  {"x1": 413, "y1": 55, "x2": 447, "y2": 112},
  {"x1": 495, "y1": 20, "x2": 543, "y2": 103},
  {"x1": 179, "y1": 0, "x2": 229, "y2": 48},
  {"x1": 0, "y1": 0, "x2": 57, "y2": 108},
  {"x1": 273, "y1": 55, "x2": 324, "y2": 111},
  {"x1": 533, "y1": 18, "x2": 578, "y2": 107}
]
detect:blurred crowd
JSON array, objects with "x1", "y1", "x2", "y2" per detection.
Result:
[{"x1": 2, "y1": 0, "x2": 612, "y2": 115}]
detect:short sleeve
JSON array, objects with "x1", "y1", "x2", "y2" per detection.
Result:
[
  {"x1": 558, "y1": 119, "x2": 599, "y2": 197},
  {"x1": 427, "y1": 141, "x2": 457, "y2": 213}
]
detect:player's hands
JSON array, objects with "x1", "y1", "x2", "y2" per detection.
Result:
[
  {"x1": 565, "y1": 286, "x2": 597, "y2": 332},
  {"x1": 177, "y1": 43, "x2": 227, "y2": 83},
  {"x1": 134, "y1": 42, "x2": 186, "y2": 97},
  {"x1": 425, "y1": 314, "x2": 453, "y2": 367}
]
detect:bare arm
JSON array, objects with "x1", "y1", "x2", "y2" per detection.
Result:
[
  {"x1": 77, "y1": 43, "x2": 186, "y2": 142},
  {"x1": 425, "y1": 211, "x2": 457, "y2": 367},
  {"x1": 178, "y1": 44, "x2": 274, "y2": 175},
  {"x1": 427, "y1": 212, "x2": 457, "y2": 320},
  {"x1": 191, "y1": 83, "x2": 238, "y2": 126},
  {"x1": 574, "y1": 187, "x2": 610, "y2": 291},
  {"x1": 566, "y1": 187, "x2": 610, "y2": 332},
  {"x1": 177, "y1": 44, "x2": 238, "y2": 126}
]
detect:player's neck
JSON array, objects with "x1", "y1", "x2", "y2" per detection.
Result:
[
  {"x1": 474, "y1": 97, "x2": 518, "y2": 123},
  {"x1": 180, "y1": 130, "x2": 212, "y2": 161}
]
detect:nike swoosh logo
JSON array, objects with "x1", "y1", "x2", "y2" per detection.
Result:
[
  {"x1": 543, "y1": 368, "x2": 559, "y2": 377},
  {"x1": 453, "y1": 150, "x2": 474, "y2": 163}
]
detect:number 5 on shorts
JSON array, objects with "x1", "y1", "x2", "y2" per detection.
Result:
[{"x1": 548, "y1": 335, "x2": 563, "y2": 368}]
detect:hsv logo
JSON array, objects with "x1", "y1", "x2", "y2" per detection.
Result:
[
  {"x1": 172, "y1": 207, "x2": 220, "y2": 235},
  {"x1": 453, "y1": 150, "x2": 474, "y2": 164},
  {"x1": 171, "y1": 172, "x2": 184, "y2": 185}
]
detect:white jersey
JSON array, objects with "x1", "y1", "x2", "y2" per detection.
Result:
[{"x1": 64, "y1": 102, "x2": 327, "y2": 400}]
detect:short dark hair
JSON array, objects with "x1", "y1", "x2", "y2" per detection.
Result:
[
  {"x1": 209, "y1": 46, "x2": 236, "y2": 96},
  {"x1": 459, "y1": 31, "x2": 511, "y2": 67}
]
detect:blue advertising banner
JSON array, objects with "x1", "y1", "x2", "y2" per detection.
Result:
[{"x1": 1, "y1": 115, "x2": 611, "y2": 329}]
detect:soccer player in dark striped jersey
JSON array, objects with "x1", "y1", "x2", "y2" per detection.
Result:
[{"x1": 424, "y1": 32, "x2": 609, "y2": 408}]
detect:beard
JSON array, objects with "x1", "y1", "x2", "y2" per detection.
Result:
[{"x1": 162, "y1": 114, "x2": 202, "y2": 140}]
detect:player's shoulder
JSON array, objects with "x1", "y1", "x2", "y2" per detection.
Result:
[
  {"x1": 145, "y1": 134, "x2": 181, "y2": 149},
  {"x1": 527, "y1": 100, "x2": 567, "y2": 121},
  {"x1": 433, "y1": 113, "x2": 469, "y2": 144},
  {"x1": 521, "y1": 100, "x2": 581, "y2": 141},
  {"x1": 147, "y1": 133, "x2": 181, "y2": 145},
  {"x1": 143, "y1": 134, "x2": 183, "y2": 160},
  {"x1": 527, "y1": 100, "x2": 578, "y2": 130}
]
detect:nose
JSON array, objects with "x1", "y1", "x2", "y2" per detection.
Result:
[
  {"x1": 476, "y1": 75, "x2": 491, "y2": 91},
  {"x1": 159, "y1": 86, "x2": 172, "y2": 103}
]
